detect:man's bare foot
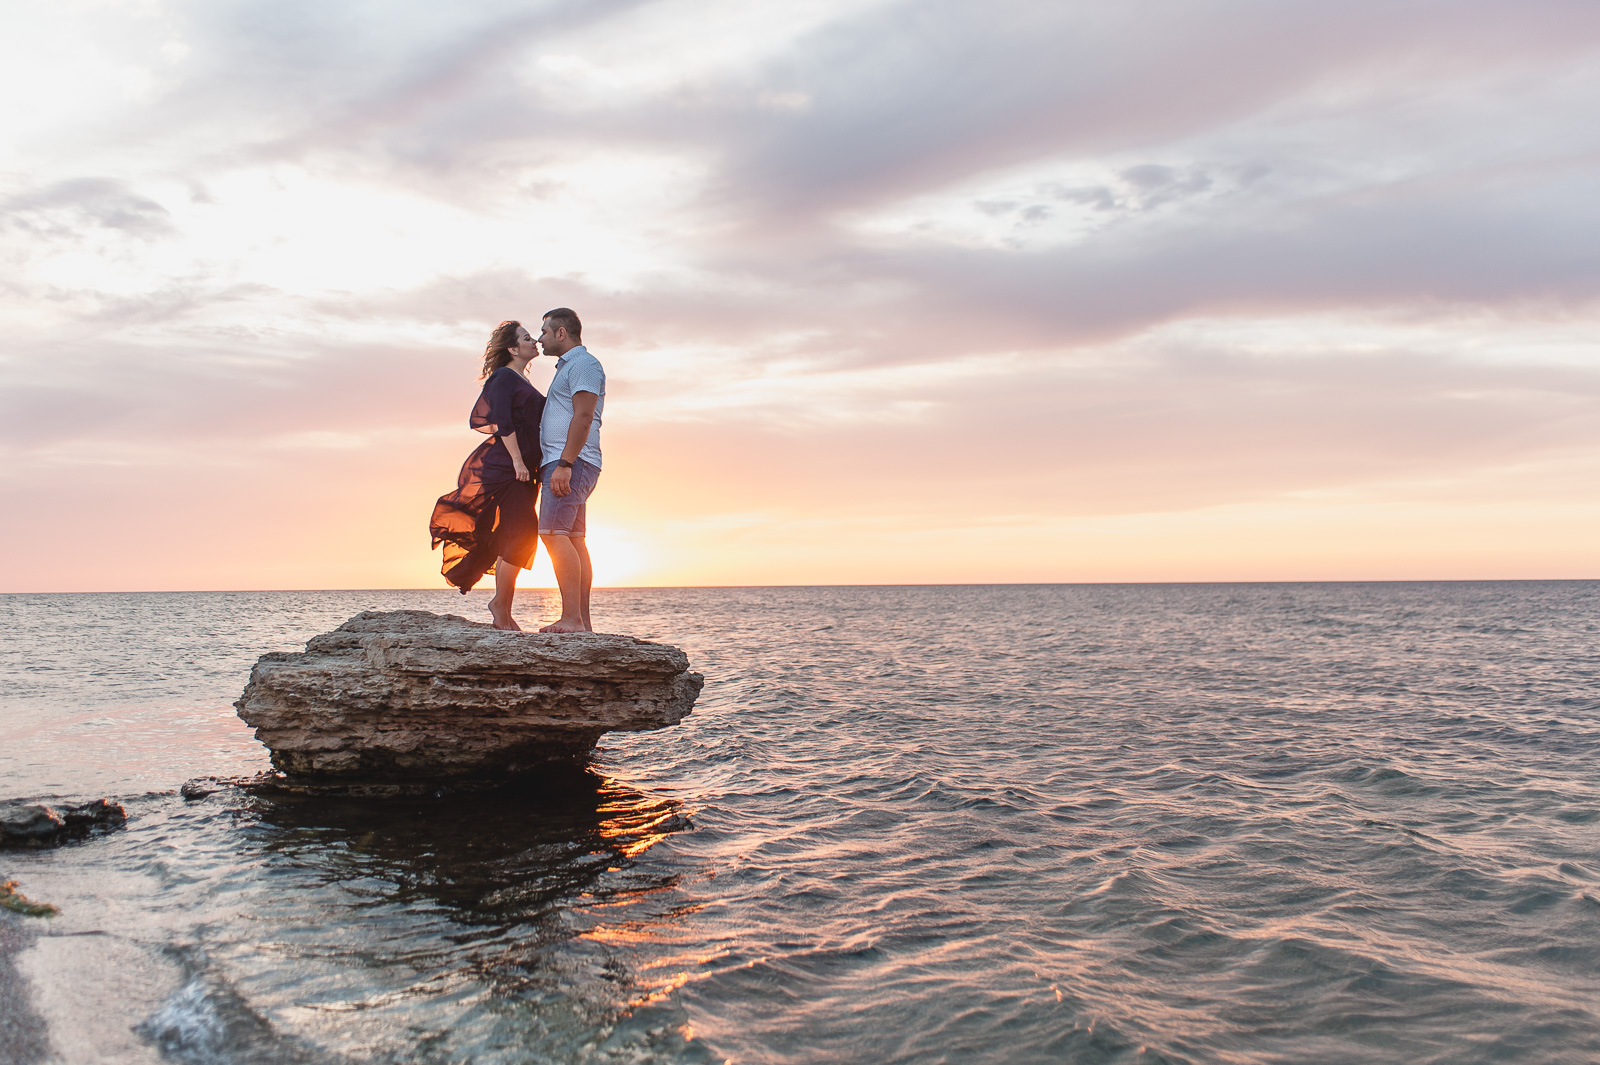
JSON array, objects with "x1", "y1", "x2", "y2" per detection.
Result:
[{"x1": 538, "y1": 618, "x2": 589, "y2": 633}]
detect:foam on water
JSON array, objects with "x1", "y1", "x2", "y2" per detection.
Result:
[
  {"x1": 2, "y1": 584, "x2": 1599, "y2": 1064},
  {"x1": 138, "y1": 972, "x2": 292, "y2": 1065}
]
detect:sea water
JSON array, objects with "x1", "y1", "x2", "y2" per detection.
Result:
[{"x1": 1, "y1": 583, "x2": 1598, "y2": 1064}]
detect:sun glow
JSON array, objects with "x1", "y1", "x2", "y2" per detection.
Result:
[
  {"x1": 582, "y1": 524, "x2": 651, "y2": 587},
  {"x1": 499, "y1": 522, "x2": 650, "y2": 591}
]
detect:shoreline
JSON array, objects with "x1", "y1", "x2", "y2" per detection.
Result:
[
  {"x1": 0, "y1": 912, "x2": 48, "y2": 1065},
  {"x1": 0, "y1": 886, "x2": 184, "y2": 1065}
]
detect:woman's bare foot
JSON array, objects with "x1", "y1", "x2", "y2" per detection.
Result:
[
  {"x1": 538, "y1": 618, "x2": 588, "y2": 633},
  {"x1": 489, "y1": 558, "x2": 524, "y2": 632}
]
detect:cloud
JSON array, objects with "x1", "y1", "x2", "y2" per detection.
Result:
[
  {"x1": 2, "y1": 0, "x2": 1600, "y2": 587},
  {"x1": 1, "y1": 178, "x2": 173, "y2": 238},
  {"x1": 674, "y1": 0, "x2": 1600, "y2": 218}
]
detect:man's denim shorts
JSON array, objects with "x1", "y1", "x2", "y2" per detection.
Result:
[{"x1": 538, "y1": 458, "x2": 601, "y2": 536}]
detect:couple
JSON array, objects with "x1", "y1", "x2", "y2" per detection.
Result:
[{"x1": 429, "y1": 308, "x2": 604, "y2": 633}]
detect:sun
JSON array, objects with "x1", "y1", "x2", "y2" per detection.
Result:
[
  {"x1": 583, "y1": 523, "x2": 651, "y2": 586},
  {"x1": 404, "y1": 521, "x2": 652, "y2": 591}
]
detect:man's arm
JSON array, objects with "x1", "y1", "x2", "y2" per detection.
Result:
[{"x1": 549, "y1": 391, "x2": 598, "y2": 497}]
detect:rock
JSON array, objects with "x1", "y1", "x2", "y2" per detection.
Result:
[
  {"x1": 0, "y1": 881, "x2": 58, "y2": 917},
  {"x1": 234, "y1": 610, "x2": 703, "y2": 792},
  {"x1": 0, "y1": 799, "x2": 127, "y2": 849},
  {"x1": 179, "y1": 778, "x2": 227, "y2": 801}
]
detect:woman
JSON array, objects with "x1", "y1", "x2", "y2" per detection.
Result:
[{"x1": 429, "y1": 321, "x2": 546, "y2": 630}]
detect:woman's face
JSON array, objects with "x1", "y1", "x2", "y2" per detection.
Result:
[{"x1": 512, "y1": 325, "x2": 537, "y2": 360}]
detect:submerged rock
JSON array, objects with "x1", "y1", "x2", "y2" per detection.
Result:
[
  {"x1": 0, "y1": 798, "x2": 127, "y2": 849},
  {"x1": 234, "y1": 610, "x2": 703, "y2": 793}
]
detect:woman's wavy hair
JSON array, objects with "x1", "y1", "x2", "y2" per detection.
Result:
[{"x1": 479, "y1": 320, "x2": 524, "y2": 379}]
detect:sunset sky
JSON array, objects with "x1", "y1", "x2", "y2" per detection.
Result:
[{"x1": 3, "y1": 0, "x2": 1599, "y2": 591}]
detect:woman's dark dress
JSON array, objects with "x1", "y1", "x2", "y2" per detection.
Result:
[{"x1": 429, "y1": 367, "x2": 546, "y2": 592}]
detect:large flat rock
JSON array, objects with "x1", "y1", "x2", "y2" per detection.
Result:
[{"x1": 235, "y1": 611, "x2": 702, "y2": 790}]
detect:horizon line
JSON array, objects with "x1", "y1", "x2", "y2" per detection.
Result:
[{"x1": 4, "y1": 577, "x2": 1598, "y2": 595}]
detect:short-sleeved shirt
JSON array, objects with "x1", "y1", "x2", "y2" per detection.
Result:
[{"x1": 539, "y1": 345, "x2": 605, "y2": 468}]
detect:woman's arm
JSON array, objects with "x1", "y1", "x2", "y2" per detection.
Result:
[
  {"x1": 500, "y1": 430, "x2": 531, "y2": 481},
  {"x1": 483, "y1": 369, "x2": 516, "y2": 443}
]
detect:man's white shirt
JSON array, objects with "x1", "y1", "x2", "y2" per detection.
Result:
[{"x1": 539, "y1": 345, "x2": 605, "y2": 468}]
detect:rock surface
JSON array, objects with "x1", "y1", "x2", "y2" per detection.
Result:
[
  {"x1": 234, "y1": 611, "x2": 703, "y2": 791},
  {"x1": 0, "y1": 799, "x2": 127, "y2": 849}
]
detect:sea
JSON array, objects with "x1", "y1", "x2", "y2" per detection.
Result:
[{"x1": 1, "y1": 583, "x2": 1599, "y2": 1065}]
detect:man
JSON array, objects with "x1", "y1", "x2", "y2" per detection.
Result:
[{"x1": 535, "y1": 307, "x2": 604, "y2": 633}]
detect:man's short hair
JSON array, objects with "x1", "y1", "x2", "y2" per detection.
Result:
[{"x1": 543, "y1": 308, "x2": 582, "y2": 342}]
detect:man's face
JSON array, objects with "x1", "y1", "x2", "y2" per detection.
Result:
[{"x1": 538, "y1": 318, "x2": 571, "y2": 358}]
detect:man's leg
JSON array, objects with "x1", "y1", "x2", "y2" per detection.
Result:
[
  {"x1": 572, "y1": 536, "x2": 593, "y2": 631},
  {"x1": 489, "y1": 557, "x2": 522, "y2": 631},
  {"x1": 537, "y1": 460, "x2": 598, "y2": 633},
  {"x1": 539, "y1": 534, "x2": 590, "y2": 632}
]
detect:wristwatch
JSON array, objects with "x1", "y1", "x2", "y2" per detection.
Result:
[{"x1": 556, "y1": 460, "x2": 574, "y2": 469}]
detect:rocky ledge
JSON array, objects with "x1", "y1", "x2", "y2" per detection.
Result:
[{"x1": 235, "y1": 611, "x2": 703, "y2": 794}]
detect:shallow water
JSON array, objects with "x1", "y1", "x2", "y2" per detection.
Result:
[{"x1": 2, "y1": 583, "x2": 1600, "y2": 1064}]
